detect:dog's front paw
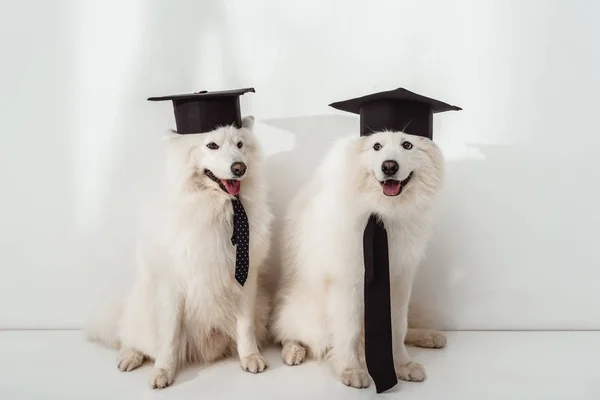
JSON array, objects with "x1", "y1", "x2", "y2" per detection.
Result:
[
  {"x1": 148, "y1": 367, "x2": 174, "y2": 389},
  {"x1": 282, "y1": 341, "x2": 307, "y2": 366},
  {"x1": 117, "y1": 349, "x2": 144, "y2": 372},
  {"x1": 396, "y1": 361, "x2": 426, "y2": 382},
  {"x1": 338, "y1": 368, "x2": 370, "y2": 389},
  {"x1": 240, "y1": 354, "x2": 267, "y2": 373},
  {"x1": 406, "y1": 329, "x2": 447, "y2": 348},
  {"x1": 425, "y1": 331, "x2": 447, "y2": 348}
]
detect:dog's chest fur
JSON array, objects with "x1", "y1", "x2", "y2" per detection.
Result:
[
  {"x1": 165, "y1": 194, "x2": 264, "y2": 327},
  {"x1": 384, "y1": 215, "x2": 433, "y2": 275}
]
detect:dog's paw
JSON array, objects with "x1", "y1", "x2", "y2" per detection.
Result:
[
  {"x1": 413, "y1": 331, "x2": 446, "y2": 349},
  {"x1": 428, "y1": 332, "x2": 447, "y2": 348},
  {"x1": 405, "y1": 329, "x2": 447, "y2": 349},
  {"x1": 117, "y1": 349, "x2": 144, "y2": 372},
  {"x1": 240, "y1": 354, "x2": 267, "y2": 373},
  {"x1": 282, "y1": 341, "x2": 307, "y2": 366},
  {"x1": 338, "y1": 368, "x2": 370, "y2": 389},
  {"x1": 148, "y1": 367, "x2": 174, "y2": 389},
  {"x1": 396, "y1": 361, "x2": 426, "y2": 382}
]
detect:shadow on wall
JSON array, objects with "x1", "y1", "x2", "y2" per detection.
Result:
[
  {"x1": 409, "y1": 155, "x2": 486, "y2": 330},
  {"x1": 410, "y1": 145, "x2": 525, "y2": 330},
  {"x1": 411, "y1": 142, "x2": 600, "y2": 330}
]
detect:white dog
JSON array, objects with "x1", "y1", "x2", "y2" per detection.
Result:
[
  {"x1": 85, "y1": 116, "x2": 273, "y2": 389},
  {"x1": 271, "y1": 130, "x2": 446, "y2": 388}
]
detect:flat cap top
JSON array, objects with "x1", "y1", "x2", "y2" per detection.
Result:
[
  {"x1": 148, "y1": 87, "x2": 255, "y2": 102},
  {"x1": 329, "y1": 87, "x2": 462, "y2": 115}
]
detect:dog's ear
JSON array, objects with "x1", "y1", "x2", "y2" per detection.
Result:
[{"x1": 242, "y1": 116, "x2": 255, "y2": 130}]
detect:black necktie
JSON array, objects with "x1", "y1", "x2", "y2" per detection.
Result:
[
  {"x1": 231, "y1": 197, "x2": 249, "y2": 286},
  {"x1": 363, "y1": 215, "x2": 397, "y2": 393}
]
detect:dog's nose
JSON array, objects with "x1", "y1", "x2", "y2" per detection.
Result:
[
  {"x1": 231, "y1": 162, "x2": 247, "y2": 177},
  {"x1": 381, "y1": 160, "x2": 399, "y2": 177}
]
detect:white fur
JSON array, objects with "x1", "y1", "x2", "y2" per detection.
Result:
[
  {"x1": 271, "y1": 131, "x2": 446, "y2": 388},
  {"x1": 84, "y1": 116, "x2": 273, "y2": 389}
]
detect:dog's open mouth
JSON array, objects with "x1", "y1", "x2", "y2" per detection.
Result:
[
  {"x1": 381, "y1": 172, "x2": 413, "y2": 197},
  {"x1": 204, "y1": 169, "x2": 241, "y2": 196}
]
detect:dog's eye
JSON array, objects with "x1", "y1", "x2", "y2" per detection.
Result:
[
  {"x1": 402, "y1": 141, "x2": 413, "y2": 150},
  {"x1": 237, "y1": 141, "x2": 243, "y2": 149},
  {"x1": 206, "y1": 142, "x2": 219, "y2": 150},
  {"x1": 373, "y1": 143, "x2": 382, "y2": 151}
]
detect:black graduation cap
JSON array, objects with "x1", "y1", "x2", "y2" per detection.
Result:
[
  {"x1": 329, "y1": 87, "x2": 461, "y2": 139},
  {"x1": 148, "y1": 88, "x2": 255, "y2": 134},
  {"x1": 329, "y1": 87, "x2": 461, "y2": 394}
]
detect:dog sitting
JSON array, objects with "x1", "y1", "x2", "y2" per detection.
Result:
[
  {"x1": 84, "y1": 116, "x2": 273, "y2": 389},
  {"x1": 271, "y1": 130, "x2": 446, "y2": 388}
]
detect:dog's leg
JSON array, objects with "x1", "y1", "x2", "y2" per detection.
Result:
[
  {"x1": 392, "y1": 272, "x2": 426, "y2": 382},
  {"x1": 328, "y1": 280, "x2": 370, "y2": 389},
  {"x1": 148, "y1": 285, "x2": 183, "y2": 389},
  {"x1": 236, "y1": 278, "x2": 267, "y2": 374},
  {"x1": 405, "y1": 328, "x2": 446, "y2": 349}
]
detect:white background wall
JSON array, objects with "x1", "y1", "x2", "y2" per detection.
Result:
[{"x1": 1, "y1": 0, "x2": 599, "y2": 329}]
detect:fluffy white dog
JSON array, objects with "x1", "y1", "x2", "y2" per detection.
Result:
[
  {"x1": 85, "y1": 116, "x2": 273, "y2": 389},
  {"x1": 271, "y1": 130, "x2": 446, "y2": 388}
]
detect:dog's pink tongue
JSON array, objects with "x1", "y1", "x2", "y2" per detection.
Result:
[
  {"x1": 221, "y1": 179, "x2": 241, "y2": 195},
  {"x1": 382, "y1": 180, "x2": 401, "y2": 196}
]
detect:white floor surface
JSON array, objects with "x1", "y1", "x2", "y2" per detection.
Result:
[{"x1": 0, "y1": 331, "x2": 599, "y2": 399}]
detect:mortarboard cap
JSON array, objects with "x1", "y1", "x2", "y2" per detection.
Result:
[
  {"x1": 329, "y1": 87, "x2": 461, "y2": 139},
  {"x1": 148, "y1": 88, "x2": 255, "y2": 134}
]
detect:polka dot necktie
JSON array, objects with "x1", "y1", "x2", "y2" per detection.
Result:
[{"x1": 231, "y1": 196, "x2": 250, "y2": 286}]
